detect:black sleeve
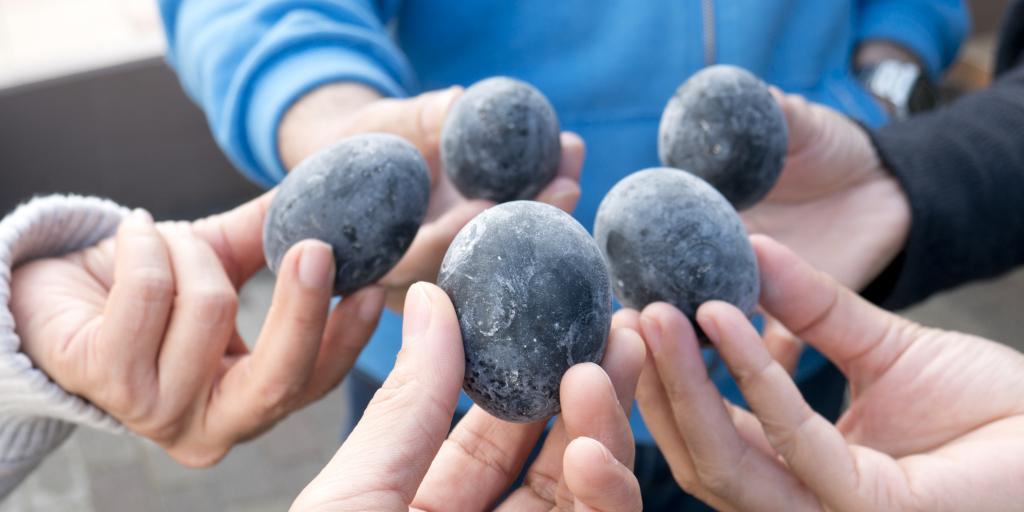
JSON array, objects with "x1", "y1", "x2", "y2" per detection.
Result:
[{"x1": 862, "y1": 64, "x2": 1024, "y2": 310}]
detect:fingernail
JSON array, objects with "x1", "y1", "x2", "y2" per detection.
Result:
[
  {"x1": 358, "y1": 286, "x2": 386, "y2": 323},
  {"x1": 640, "y1": 315, "x2": 663, "y2": 355},
  {"x1": 422, "y1": 87, "x2": 461, "y2": 131},
  {"x1": 298, "y1": 241, "x2": 334, "y2": 289},
  {"x1": 700, "y1": 311, "x2": 720, "y2": 344},
  {"x1": 402, "y1": 282, "x2": 432, "y2": 339},
  {"x1": 129, "y1": 208, "x2": 153, "y2": 224},
  {"x1": 575, "y1": 436, "x2": 614, "y2": 464}
]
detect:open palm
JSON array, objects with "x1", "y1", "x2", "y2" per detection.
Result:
[
  {"x1": 631, "y1": 235, "x2": 1024, "y2": 512},
  {"x1": 278, "y1": 85, "x2": 585, "y2": 311},
  {"x1": 10, "y1": 196, "x2": 384, "y2": 466},
  {"x1": 742, "y1": 92, "x2": 910, "y2": 291}
]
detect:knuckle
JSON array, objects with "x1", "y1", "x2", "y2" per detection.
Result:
[
  {"x1": 179, "y1": 287, "x2": 238, "y2": 327},
  {"x1": 124, "y1": 267, "x2": 174, "y2": 303},
  {"x1": 98, "y1": 381, "x2": 149, "y2": 421},
  {"x1": 522, "y1": 470, "x2": 560, "y2": 504},
  {"x1": 137, "y1": 415, "x2": 187, "y2": 445},
  {"x1": 695, "y1": 464, "x2": 736, "y2": 496},
  {"x1": 253, "y1": 378, "x2": 307, "y2": 418},
  {"x1": 170, "y1": 445, "x2": 229, "y2": 468},
  {"x1": 672, "y1": 468, "x2": 701, "y2": 493},
  {"x1": 446, "y1": 427, "x2": 518, "y2": 482}
]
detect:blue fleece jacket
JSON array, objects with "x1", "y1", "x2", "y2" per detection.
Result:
[{"x1": 158, "y1": 0, "x2": 968, "y2": 442}]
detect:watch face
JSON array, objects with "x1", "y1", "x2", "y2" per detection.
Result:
[{"x1": 860, "y1": 60, "x2": 936, "y2": 118}]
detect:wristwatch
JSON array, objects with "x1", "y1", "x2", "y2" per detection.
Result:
[{"x1": 857, "y1": 60, "x2": 936, "y2": 120}]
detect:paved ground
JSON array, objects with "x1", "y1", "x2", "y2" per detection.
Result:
[{"x1": 1, "y1": 266, "x2": 1021, "y2": 512}]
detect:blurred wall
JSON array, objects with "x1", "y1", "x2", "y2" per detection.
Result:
[{"x1": 0, "y1": 58, "x2": 261, "y2": 220}]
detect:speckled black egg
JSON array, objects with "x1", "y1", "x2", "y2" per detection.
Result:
[
  {"x1": 658, "y1": 65, "x2": 788, "y2": 210},
  {"x1": 594, "y1": 168, "x2": 759, "y2": 340},
  {"x1": 440, "y1": 77, "x2": 561, "y2": 203},
  {"x1": 263, "y1": 133, "x2": 430, "y2": 295},
  {"x1": 438, "y1": 201, "x2": 612, "y2": 422}
]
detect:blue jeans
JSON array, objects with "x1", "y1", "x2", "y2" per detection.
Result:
[{"x1": 344, "y1": 361, "x2": 848, "y2": 511}]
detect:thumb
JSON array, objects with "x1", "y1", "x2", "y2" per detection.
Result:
[
  {"x1": 190, "y1": 191, "x2": 275, "y2": 288},
  {"x1": 563, "y1": 437, "x2": 643, "y2": 512},
  {"x1": 770, "y1": 87, "x2": 823, "y2": 157},
  {"x1": 353, "y1": 87, "x2": 463, "y2": 186},
  {"x1": 291, "y1": 282, "x2": 464, "y2": 511}
]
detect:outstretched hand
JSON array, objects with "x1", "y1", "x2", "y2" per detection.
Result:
[
  {"x1": 291, "y1": 283, "x2": 644, "y2": 512},
  {"x1": 278, "y1": 83, "x2": 585, "y2": 311},
  {"x1": 11, "y1": 194, "x2": 386, "y2": 466},
  {"x1": 630, "y1": 235, "x2": 1024, "y2": 512},
  {"x1": 743, "y1": 91, "x2": 910, "y2": 291}
]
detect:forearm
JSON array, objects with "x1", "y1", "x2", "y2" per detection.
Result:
[
  {"x1": 0, "y1": 196, "x2": 127, "y2": 497},
  {"x1": 864, "y1": 66, "x2": 1024, "y2": 309},
  {"x1": 278, "y1": 83, "x2": 383, "y2": 170},
  {"x1": 157, "y1": 0, "x2": 415, "y2": 186}
]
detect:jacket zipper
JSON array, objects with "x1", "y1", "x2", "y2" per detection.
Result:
[{"x1": 701, "y1": 0, "x2": 717, "y2": 66}]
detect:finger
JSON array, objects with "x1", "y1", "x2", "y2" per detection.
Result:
[
  {"x1": 349, "y1": 87, "x2": 462, "y2": 185},
  {"x1": 498, "y1": 325, "x2": 644, "y2": 509},
  {"x1": 761, "y1": 312, "x2": 804, "y2": 375},
  {"x1": 297, "y1": 282, "x2": 464, "y2": 509},
  {"x1": 555, "y1": 131, "x2": 585, "y2": 181},
  {"x1": 611, "y1": 308, "x2": 641, "y2": 333},
  {"x1": 191, "y1": 191, "x2": 275, "y2": 288},
  {"x1": 301, "y1": 285, "x2": 387, "y2": 403},
  {"x1": 699, "y1": 300, "x2": 863, "y2": 510},
  {"x1": 380, "y1": 199, "x2": 492, "y2": 309},
  {"x1": 562, "y1": 361, "x2": 638, "y2": 467},
  {"x1": 640, "y1": 303, "x2": 812, "y2": 511},
  {"x1": 563, "y1": 437, "x2": 642, "y2": 512},
  {"x1": 599, "y1": 328, "x2": 647, "y2": 424},
  {"x1": 151, "y1": 223, "x2": 237, "y2": 430},
  {"x1": 413, "y1": 407, "x2": 547, "y2": 511},
  {"x1": 534, "y1": 177, "x2": 581, "y2": 214},
  {"x1": 93, "y1": 210, "x2": 174, "y2": 404},
  {"x1": 211, "y1": 240, "x2": 335, "y2": 438},
  {"x1": 535, "y1": 132, "x2": 585, "y2": 212},
  {"x1": 556, "y1": 362, "x2": 637, "y2": 506},
  {"x1": 771, "y1": 89, "x2": 819, "y2": 156},
  {"x1": 752, "y1": 235, "x2": 910, "y2": 384}
]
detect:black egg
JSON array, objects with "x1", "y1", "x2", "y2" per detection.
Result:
[
  {"x1": 594, "y1": 168, "x2": 759, "y2": 340},
  {"x1": 440, "y1": 77, "x2": 561, "y2": 203},
  {"x1": 658, "y1": 64, "x2": 788, "y2": 210},
  {"x1": 263, "y1": 133, "x2": 430, "y2": 295},
  {"x1": 439, "y1": 201, "x2": 611, "y2": 422}
]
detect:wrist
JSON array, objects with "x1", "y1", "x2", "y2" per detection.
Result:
[
  {"x1": 855, "y1": 40, "x2": 923, "y2": 71},
  {"x1": 277, "y1": 83, "x2": 383, "y2": 170}
]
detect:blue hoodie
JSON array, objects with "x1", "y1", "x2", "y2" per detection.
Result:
[{"x1": 159, "y1": 0, "x2": 968, "y2": 442}]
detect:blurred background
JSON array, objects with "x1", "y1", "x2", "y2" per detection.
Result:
[{"x1": 0, "y1": 0, "x2": 1020, "y2": 510}]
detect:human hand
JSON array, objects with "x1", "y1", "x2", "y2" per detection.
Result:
[
  {"x1": 291, "y1": 283, "x2": 644, "y2": 512},
  {"x1": 278, "y1": 83, "x2": 585, "y2": 311},
  {"x1": 742, "y1": 92, "x2": 910, "y2": 292},
  {"x1": 633, "y1": 235, "x2": 1024, "y2": 512},
  {"x1": 10, "y1": 195, "x2": 386, "y2": 466}
]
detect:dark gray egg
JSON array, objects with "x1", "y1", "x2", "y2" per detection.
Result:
[
  {"x1": 263, "y1": 133, "x2": 430, "y2": 295},
  {"x1": 438, "y1": 201, "x2": 611, "y2": 422},
  {"x1": 658, "y1": 65, "x2": 787, "y2": 210},
  {"x1": 594, "y1": 168, "x2": 759, "y2": 340},
  {"x1": 440, "y1": 77, "x2": 561, "y2": 203}
]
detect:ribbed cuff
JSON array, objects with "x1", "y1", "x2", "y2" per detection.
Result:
[
  {"x1": 246, "y1": 43, "x2": 409, "y2": 187},
  {"x1": 0, "y1": 195, "x2": 129, "y2": 485},
  {"x1": 856, "y1": 2, "x2": 966, "y2": 78}
]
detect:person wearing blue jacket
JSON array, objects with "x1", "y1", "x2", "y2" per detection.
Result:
[{"x1": 156, "y1": 1, "x2": 968, "y2": 508}]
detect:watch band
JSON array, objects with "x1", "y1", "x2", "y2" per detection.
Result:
[{"x1": 857, "y1": 60, "x2": 936, "y2": 119}]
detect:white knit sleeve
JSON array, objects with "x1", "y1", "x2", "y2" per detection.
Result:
[{"x1": 0, "y1": 195, "x2": 131, "y2": 497}]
